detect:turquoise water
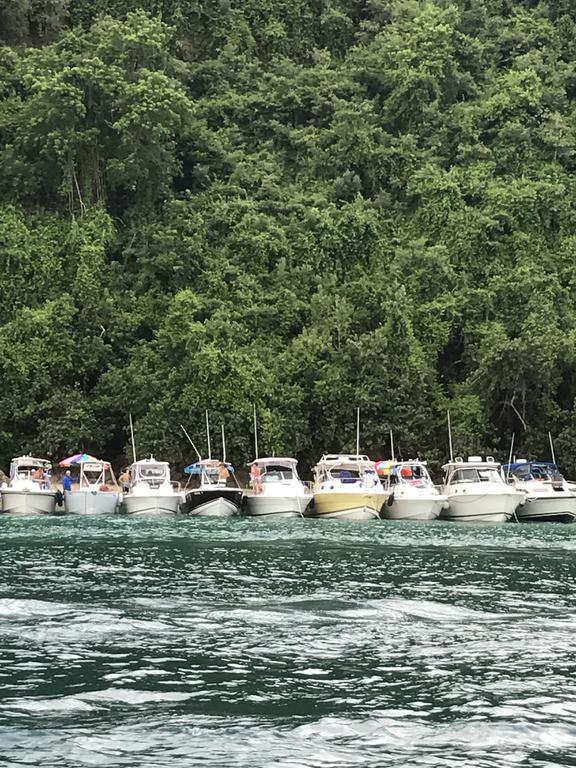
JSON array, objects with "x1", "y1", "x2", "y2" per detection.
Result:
[{"x1": 1, "y1": 516, "x2": 575, "y2": 766}]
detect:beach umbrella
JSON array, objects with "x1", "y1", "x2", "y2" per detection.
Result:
[
  {"x1": 184, "y1": 462, "x2": 235, "y2": 475},
  {"x1": 59, "y1": 453, "x2": 110, "y2": 468},
  {"x1": 375, "y1": 460, "x2": 394, "y2": 477}
]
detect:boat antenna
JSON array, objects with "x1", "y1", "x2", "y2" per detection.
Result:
[
  {"x1": 205, "y1": 410, "x2": 212, "y2": 460},
  {"x1": 389, "y1": 429, "x2": 395, "y2": 461},
  {"x1": 221, "y1": 424, "x2": 227, "y2": 464},
  {"x1": 549, "y1": 431, "x2": 556, "y2": 465},
  {"x1": 506, "y1": 433, "x2": 515, "y2": 482},
  {"x1": 253, "y1": 403, "x2": 259, "y2": 460},
  {"x1": 447, "y1": 410, "x2": 454, "y2": 462},
  {"x1": 180, "y1": 425, "x2": 201, "y2": 461},
  {"x1": 129, "y1": 413, "x2": 137, "y2": 464},
  {"x1": 356, "y1": 407, "x2": 360, "y2": 456}
]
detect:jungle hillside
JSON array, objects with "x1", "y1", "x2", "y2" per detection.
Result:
[{"x1": 1, "y1": 0, "x2": 576, "y2": 473}]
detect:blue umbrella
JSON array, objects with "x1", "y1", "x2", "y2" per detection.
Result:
[{"x1": 184, "y1": 462, "x2": 235, "y2": 475}]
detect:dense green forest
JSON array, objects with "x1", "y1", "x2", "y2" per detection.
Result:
[{"x1": 2, "y1": 0, "x2": 576, "y2": 474}]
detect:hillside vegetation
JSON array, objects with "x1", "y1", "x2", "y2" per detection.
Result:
[{"x1": 1, "y1": 0, "x2": 576, "y2": 471}]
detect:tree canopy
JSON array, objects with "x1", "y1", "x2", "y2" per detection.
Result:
[{"x1": 1, "y1": 1, "x2": 576, "y2": 475}]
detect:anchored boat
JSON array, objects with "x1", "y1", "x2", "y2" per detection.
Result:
[
  {"x1": 441, "y1": 456, "x2": 525, "y2": 523},
  {"x1": 1, "y1": 455, "x2": 58, "y2": 515},
  {"x1": 309, "y1": 454, "x2": 386, "y2": 520},
  {"x1": 245, "y1": 457, "x2": 312, "y2": 518},
  {"x1": 379, "y1": 460, "x2": 448, "y2": 521},
  {"x1": 502, "y1": 460, "x2": 576, "y2": 523},
  {"x1": 60, "y1": 454, "x2": 120, "y2": 515},
  {"x1": 181, "y1": 459, "x2": 243, "y2": 516},
  {"x1": 122, "y1": 457, "x2": 181, "y2": 515}
]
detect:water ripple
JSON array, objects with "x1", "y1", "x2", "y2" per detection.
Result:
[{"x1": 0, "y1": 516, "x2": 575, "y2": 766}]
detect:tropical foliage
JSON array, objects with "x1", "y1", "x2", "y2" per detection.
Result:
[{"x1": 1, "y1": 1, "x2": 576, "y2": 474}]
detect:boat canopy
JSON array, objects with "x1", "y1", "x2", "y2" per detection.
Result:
[
  {"x1": 10, "y1": 456, "x2": 50, "y2": 470},
  {"x1": 185, "y1": 460, "x2": 235, "y2": 475},
  {"x1": 442, "y1": 457, "x2": 500, "y2": 472},
  {"x1": 316, "y1": 454, "x2": 374, "y2": 469},
  {"x1": 59, "y1": 452, "x2": 110, "y2": 468},
  {"x1": 247, "y1": 457, "x2": 297, "y2": 468},
  {"x1": 502, "y1": 461, "x2": 562, "y2": 481}
]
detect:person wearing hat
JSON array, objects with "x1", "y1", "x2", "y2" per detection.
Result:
[{"x1": 62, "y1": 470, "x2": 73, "y2": 492}]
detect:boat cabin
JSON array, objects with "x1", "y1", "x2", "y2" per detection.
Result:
[
  {"x1": 129, "y1": 458, "x2": 173, "y2": 490},
  {"x1": 314, "y1": 454, "x2": 381, "y2": 490},
  {"x1": 248, "y1": 458, "x2": 301, "y2": 485},
  {"x1": 9, "y1": 455, "x2": 52, "y2": 489},
  {"x1": 386, "y1": 461, "x2": 432, "y2": 489},
  {"x1": 442, "y1": 457, "x2": 503, "y2": 486}
]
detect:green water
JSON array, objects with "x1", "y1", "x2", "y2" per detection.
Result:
[{"x1": 0, "y1": 516, "x2": 575, "y2": 767}]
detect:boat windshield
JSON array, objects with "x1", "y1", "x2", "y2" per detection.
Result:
[
  {"x1": 391, "y1": 464, "x2": 431, "y2": 487},
  {"x1": 332, "y1": 468, "x2": 360, "y2": 483},
  {"x1": 262, "y1": 466, "x2": 296, "y2": 482},
  {"x1": 137, "y1": 465, "x2": 168, "y2": 481},
  {"x1": 531, "y1": 464, "x2": 562, "y2": 481},
  {"x1": 201, "y1": 468, "x2": 230, "y2": 485},
  {"x1": 451, "y1": 467, "x2": 502, "y2": 484}
]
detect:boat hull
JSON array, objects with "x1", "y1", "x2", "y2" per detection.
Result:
[
  {"x1": 1, "y1": 490, "x2": 57, "y2": 515},
  {"x1": 516, "y1": 495, "x2": 576, "y2": 523},
  {"x1": 245, "y1": 494, "x2": 312, "y2": 518},
  {"x1": 123, "y1": 494, "x2": 181, "y2": 515},
  {"x1": 382, "y1": 496, "x2": 446, "y2": 521},
  {"x1": 309, "y1": 491, "x2": 385, "y2": 520},
  {"x1": 64, "y1": 491, "x2": 120, "y2": 515},
  {"x1": 441, "y1": 492, "x2": 521, "y2": 523},
  {"x1": 182, "y1": 489, "x2": 243, "y2": 517}
]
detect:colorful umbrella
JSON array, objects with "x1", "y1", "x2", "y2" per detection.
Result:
[
  {"x1": 59, "y1": 453, "x2": 110, "y2": 468},
  {"x1": 375, "y1": 460, "x2": 394, "y2": 476},
  {"x1": 184, "y1": 462, "x2": 235, "y2": 475}
]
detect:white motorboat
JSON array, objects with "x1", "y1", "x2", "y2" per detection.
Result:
[
  {"x1": 502, "y1": 460, "x2": 576, "y2": 523},
  {"x1": 122, "y1": 457, "x2": 181, "y2": 515},
  {"x1": 309, "y1": 454, "x2": 387, "y2": 520},
  {"x1": 1, "y1": 455, "x2": 58, "y2": 514},
  {"x1": 181, "y1": 459, "x2": 243, "y2": 517},
  {"x1": 380, "y1": 460, "x2": 448, "y2": 521},
  {"x1": 244, "y1": 457, "x2": 312, "y2": 518},
  {"x1": 63, "y1": 459, "x2": 120, "y2": 515},
  {"x1": 441, "y1": 456, "x2": 525, "y2": 523}
]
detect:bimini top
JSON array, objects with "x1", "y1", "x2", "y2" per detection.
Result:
[
  {"x1": 247, "y1": 457, "x2": 297, "y2": 468},
  {"x1": 59, "y1": 453, "x2": 110, "y2": 468},
  {"x1": 184, "y1": 460, "x2": 235, "y2": 475},
  {"x1": 131, "y1": 457, "x2": 169, "y2": 466},
  {"x1": 316, "y1": 454, "x2": 372, "y2": 466},
  {"x1": 502, "y1": 461, "x2": 562, "y2": 480},
  {"x1": 442, "y1": 456, "x2": 500, "y2": 471},
  {"x1": 10, "y1": 456, "x2": 50, "y2": 469}
]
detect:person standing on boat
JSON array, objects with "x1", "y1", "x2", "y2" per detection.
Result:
[
  {"x1": 42, "y1": 465, "x2": 52, "y2": 490},
  {"x1": 118, "y1": 469, "x2": 130, "y2": 492},
  {"x1": 62, "y1": 470, "x2": 73, "y2": 492},
  {"x1": 218, "y1": 462, "x2": 230, "y2": 485},
  {"x1": 32, "y1": 467, "x2": 43, "y2": 484},
  {"x1": 250, "y1": 463, "x2": 263, "y2": 494}
]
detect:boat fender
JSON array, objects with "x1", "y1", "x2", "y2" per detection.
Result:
[
  {"x1": 387, "y1": 493, "x2": 394, "y2": 507},
  {"x1": 55, "y1": 490, "x2": 64, "y2": 507}
]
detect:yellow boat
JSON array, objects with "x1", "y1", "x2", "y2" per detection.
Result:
[{"x1": 308, "y1": 454, "x2": 387, "y2": 520}]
